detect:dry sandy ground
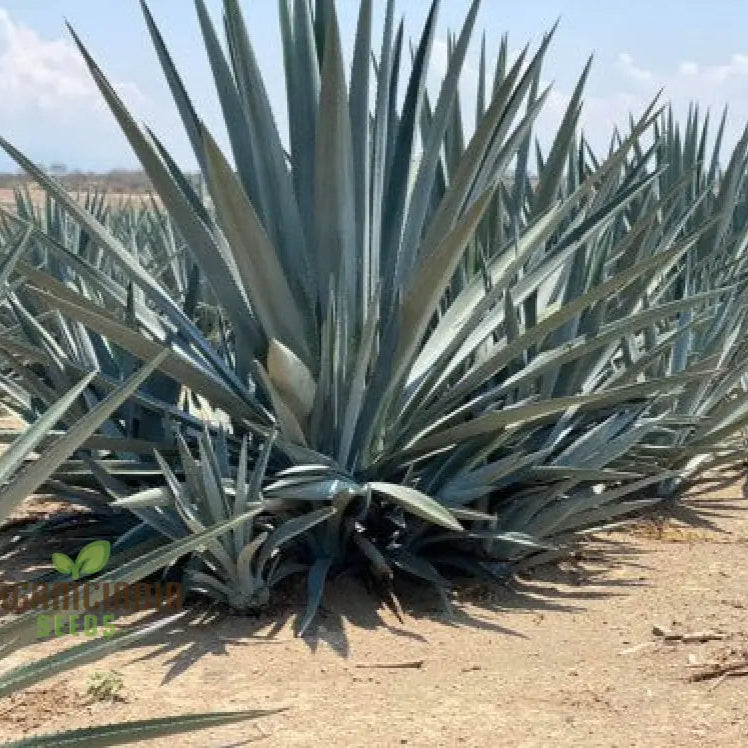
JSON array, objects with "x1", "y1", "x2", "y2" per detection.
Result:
[{"x1": 0, "y1": 474, "x2": 747, "y2": 747}]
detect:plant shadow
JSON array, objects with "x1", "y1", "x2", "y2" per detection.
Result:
[
  {"x1": 2, "y1": 476, "x2": 744, "y2": 683},
  {"x1": 114, "y1": 534, "x2": 647, "y2": 681}
]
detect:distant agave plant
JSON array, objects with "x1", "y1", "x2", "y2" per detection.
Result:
[{"x1": 1, "y1": 0, "x2": 747, "y2": 664}]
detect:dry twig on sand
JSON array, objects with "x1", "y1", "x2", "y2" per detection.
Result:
[
  {"x1": 688, "y1": 659, "x2": 748, "y2": 683},
  {"x1": 354, "y1": 660, "x2": 425, "y2": 670}
]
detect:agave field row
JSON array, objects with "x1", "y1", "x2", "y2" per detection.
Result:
[{"x1": 1, "y1": 0, "x2": 748, "y2": 744}]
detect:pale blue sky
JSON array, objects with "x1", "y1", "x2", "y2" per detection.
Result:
[{"x1": 0, "y1": 1, "x2": 746, "y2": 171}]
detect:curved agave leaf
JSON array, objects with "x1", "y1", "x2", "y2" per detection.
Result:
[
  {"x1": 0, "y1": 372, "x2": 95, "y2": 489},
  {"x1": 0, "y1": 614, "x2": 185, "y2": 699},
  {"x1": 0, "y1": 353, "x2": 167, "y2": 525},
  {"x1": 2, "y1": 709, "x2": 286, "y2": 748},
  {"x1": 295, "y1": 556, "x2": 333, "y2": 636},
  {"x1": 267, "y1": 338, "x2": 317, "y2": 422},
  {"x1": 369, "y1": 482, "x2": 463, "y2": 532},
  {"x1": 256, "y1": 506, "x2": 337, "y2": 576},
  {"x1": 0, "y1": 510, "x2": 258, "y2": 653}
]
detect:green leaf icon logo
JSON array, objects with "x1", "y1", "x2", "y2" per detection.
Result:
[
  {"x1": 52, "y1": 541, "x2": 111, "y2": 580},
  {"x1": 52, "y1": 552, "x2": 75, "y2": 576},
  {"x1": 74, "y1": 540, "x2": 111, "y2": 578}
]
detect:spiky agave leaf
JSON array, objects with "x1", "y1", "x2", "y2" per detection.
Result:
[{"x1": 2, "y1": 710, "x2": 286, "y2": 748}]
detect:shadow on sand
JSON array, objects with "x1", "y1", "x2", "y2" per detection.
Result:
[{"x1": 1, "y1": 476, "x2": 745, "y2": 686}]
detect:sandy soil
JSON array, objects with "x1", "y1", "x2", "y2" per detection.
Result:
[{"x1": 1, "y1": 474, "x2": 747, "y2": 747}]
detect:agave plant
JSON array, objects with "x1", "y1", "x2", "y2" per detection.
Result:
[
  {"x1": 105, "y1": 428, "x2": 339, "y2": 613},
  {"x1": 4, "y1": 0, "x2": 748, "y2": 743},
  {"x1": 1, "y1": 0, "x2": 747, "y2": 660}
]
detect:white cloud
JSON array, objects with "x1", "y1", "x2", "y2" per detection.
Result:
[
  {"x1": 636, "y1": 51, "x2": 748, "y2": 90},
  {"x1": 430, "y1": 38, "x2": 481, "y2": 106},
  {"x1": 0, "y1": 9, "x2": 147, "y2": 115},
  {"x1": 0, "y1": 7, "x2": 147, "y2": 169},
  {"x1": 432, "y1": 34, "x2": 748, "y2": 169},
  {"x1": 616, "y1": 52, "x2": 653, "y2": 83},
  {"x1": 678, "y1": 61, "x2": 699, "y2": 76},
  {"x1": 0, "y1": 9, "x2": 96, "y2": 113},
  {"x1": 536, "y1": 50, "x2": 748, "y2": 161}
]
